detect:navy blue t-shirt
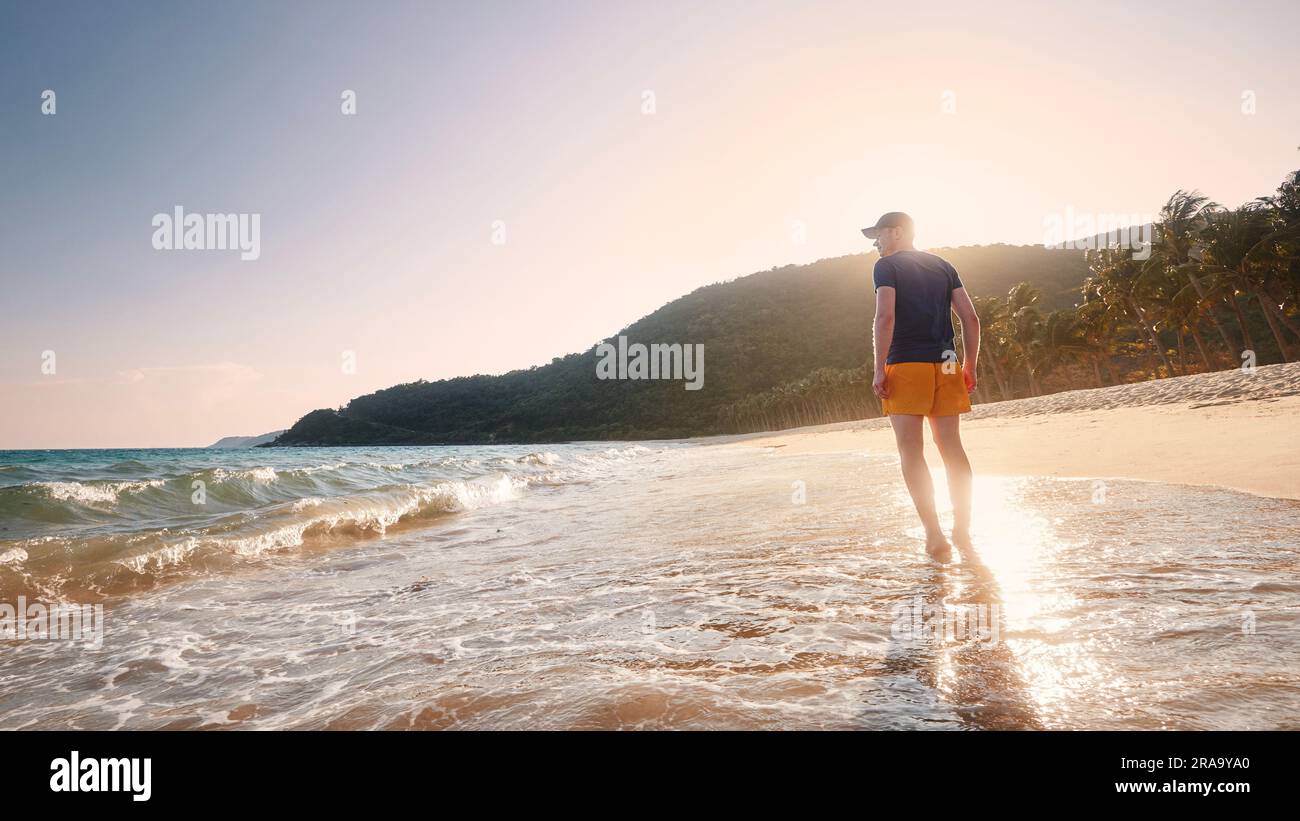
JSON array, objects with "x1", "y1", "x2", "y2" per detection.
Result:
[{"x1": 872, "y1": 250, "x2": 964, "y2": 364}]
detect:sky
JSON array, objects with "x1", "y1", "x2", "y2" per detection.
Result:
[{"x1": 2, "y1": 0, "x2": 1299, "y2": 448}]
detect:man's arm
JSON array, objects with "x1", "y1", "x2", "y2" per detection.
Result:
[
  {"x1": 950, "y1": 286, "x2": 980, "y2": 393},
  {"x1": 873, "y1": 286, "x2": 896, "y2": 399}
]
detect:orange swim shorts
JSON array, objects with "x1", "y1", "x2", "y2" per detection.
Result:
[{"x1": 881, "y1": 362, "x2": 972, "y2": 416}]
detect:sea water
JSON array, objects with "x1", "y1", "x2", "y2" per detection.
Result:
[{"x1": 0, "y1": 443, "x2": 1297, "y2": 729}]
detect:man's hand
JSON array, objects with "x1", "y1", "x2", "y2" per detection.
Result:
[
  {"x1": 962, "y1": 362, "x2": 977, "y2": 394},
  {"x1": 873, "y1": 369, "x2": 889, "y2": 399}
]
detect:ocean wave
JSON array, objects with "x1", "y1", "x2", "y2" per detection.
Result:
[
  {"x1": 286, "y1": 462, "x2": 350, "y2": 476},
  {"x1": 0, "y1": 454, "x2": 552, "y2": 524},
  {"x1": 516, "y1": 451, "x2": 561, "y2": 466},
  {"x1": 608, "y1": 445, "x2": 653, "y2": 457},
  {"x1": 109, "y1": 475, "x2": 526, "y2": 572},
  {"x1": 575, "y1": 444, "x2": 657, "y2": 465},
  {"x1": 0, "y1": 473, "x2": 534, "y2": 600},
  {"x1": 212, "y1": 466, "x2": 278, "y2": 484},
  {"x1": 115, "y1": 540, "x2": 200, "y2": 574},
  {"x1": 0, "y1": 442, "x2": 676, "y2": 602},
  {"x1": 31, "y1": 479, "x2": 165, "y2": 505}
]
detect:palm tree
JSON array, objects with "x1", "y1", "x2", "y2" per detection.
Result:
[
  {"x1": 970, "y1": 295, "x2": 1012, "y2": 400},
  {"x1": 1147, "y1": 190, "x2": 1236, "y2": 364},
  {"x1": 1254, "y1": 172, "x2": 1300, "y2": 345},
  {"x1": 1036, "y1": 309, "x2": 1093, "y2": 385},
  {"x1": 1004, "y1": 283, "x2": 1045, "y2": 395},
  {"x1": 1198, "y1": 203, "x2": 1292, "y2": 362},
  {"x1": 1074, "y1": 296, "x2": 1122, "y2": 386},
  {"x1": 1088, "y1": 246, "x2": 1175, "y2": 377}
]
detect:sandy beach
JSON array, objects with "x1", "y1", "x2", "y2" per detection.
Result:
[{"x1": 736, "y1": 362, "x2": 1300, "y2": 501}]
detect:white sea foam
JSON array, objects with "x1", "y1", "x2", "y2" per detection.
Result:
[
  {"x1": 574, "y1": 445, "x2": 657, "y2": 465},
  {"x1": 33, "y1": 479, "x2": 164, "y2": 505},
  {"x1": 211, "y1": 466, "x2": 278, "y2": 484},
  {"x1": 292, "y1": 462, "x2": 349, "y2": 475},
  {"x1": 517, "y1": 452, "x2": 562, "y2": 466},
  {"x1": 116, "y1": 539, "x2": 200, "y2": 574}
]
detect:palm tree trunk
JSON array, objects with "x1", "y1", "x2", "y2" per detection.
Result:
[
  {"x1": 1104, "y1": 355, "x2": 1122, "y2": 385},
  {"x1": 1189, "y1": 327, "x2": 1213, "y2": 372},
  {"x1": 1128, "y1": 297, "x2": 1173, "y2": 375},
  {"x1": 985, "y1": 353, "x2": 1010, "y2": 401},
  {"x1": 1254, "y1": 289, "x2": 1293, "y2": 362},
  {"x1": 1091, "y1": 356, "x2": 1104, "y2": 388},
  {"x1": 1228, "y1": 292, "x2": 1255, "y2": 354},
  {"x1": 1260, "y1": 292, "x2": 1300, "y2": 343},
  {"x1": 1186, "y1": 270, "x2": 1236, "y2": 359}
]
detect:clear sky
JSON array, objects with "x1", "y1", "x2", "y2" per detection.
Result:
[{"x1": 3, "y1": 0, "x2": 1298, "y2": 448}]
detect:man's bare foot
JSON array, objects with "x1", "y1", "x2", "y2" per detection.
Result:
[
  {"x1": 925, "y1": 533, "x2": 953, "y2": 563},
  {"x1": 951, "y1": 530, "x2": 973, "y2": 552}
]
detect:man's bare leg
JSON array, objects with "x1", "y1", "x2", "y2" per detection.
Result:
[
  {"x1": 888, "y1": 414, "x2": 951, "y2": 562},
  {"x1": 928, "y1": 414, "x2": 973, "y2": 551}
]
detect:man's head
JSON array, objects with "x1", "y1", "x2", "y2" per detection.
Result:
[{"x1": 861, "y1": 212, "x2": 915, "y2": 256}]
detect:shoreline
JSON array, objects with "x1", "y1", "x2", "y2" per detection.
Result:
[{"x1": 723, "y1": 362, "x2": 1300, "y2": 502}]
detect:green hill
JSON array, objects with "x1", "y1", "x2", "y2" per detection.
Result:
[{"x1": 267, "y1": 244, "x2": 1091, "y2": 445}]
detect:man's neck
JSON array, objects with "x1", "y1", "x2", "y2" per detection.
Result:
[{"x1": 882, "y1": 243, "x2": 915, "y2": 258}]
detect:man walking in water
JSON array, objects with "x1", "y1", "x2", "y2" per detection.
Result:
[{"x1": 864, "y1": 212, "x2": 980, "y2": 563}]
